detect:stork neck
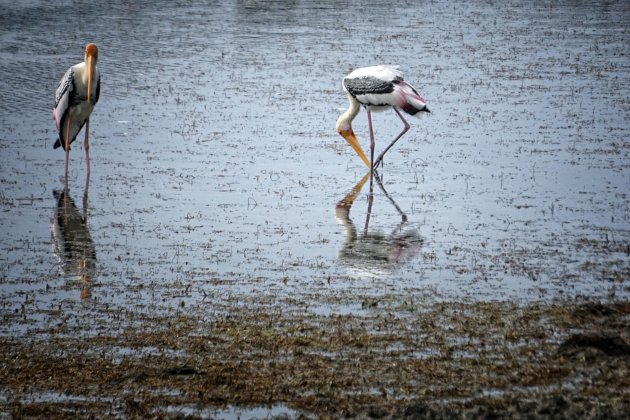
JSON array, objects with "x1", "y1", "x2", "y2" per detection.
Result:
[
  {"x1": 337, "y1": 94, "x2": 361, "y2": 130},
  {"x1": 79, "y1": 62, "x2": 90, "y2": 84}
]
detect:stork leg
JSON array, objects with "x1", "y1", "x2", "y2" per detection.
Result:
[
  {"x1": 373, "y1": 107, "x2": 410, "y2": 169},
  {"x1": 366, "y1": 109, "x2": 376, "y2": 173},
  {"x1": 84, "y1": 117, "x2": 91, "y2": 185},
  {"x1": 83, "y1": 171, "x2": 90, "y2": 223},
  {"x1": 64, "y1": 115, "x2": 71, "y2": 191}
]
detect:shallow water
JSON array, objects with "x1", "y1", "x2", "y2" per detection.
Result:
[{"x1": 0, "y1": 0, "x2": 629, "y2": 331}]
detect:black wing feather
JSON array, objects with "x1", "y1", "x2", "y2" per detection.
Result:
[
  {"x1": 54, "y1": 68, "x2": 74, "y2": 109},
  {"x1": 344, "y1": 76, "x2": 395, "y2": 97}
]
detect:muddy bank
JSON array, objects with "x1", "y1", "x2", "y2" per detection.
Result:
[{"x1": 2, "y1": 301, "x2": 628, "y2": 418}]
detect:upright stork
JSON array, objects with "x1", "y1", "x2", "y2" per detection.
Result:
[
  {"x1": 336, "y1": 65, "x2": 429, "y2": 170},
  {"x1": 53, "y1": 43, "x2": 101, "y2": 185}
]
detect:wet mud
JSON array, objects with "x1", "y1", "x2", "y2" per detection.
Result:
[
  {"x1": 1, "y1": 0, "x2": 629, "y2": 418},
  {"x1": 2, "y1": 302, "x2": 628, "y2": 418}
]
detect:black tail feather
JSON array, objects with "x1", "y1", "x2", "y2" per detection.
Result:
[
  {"x1": 53, "y1": 136, "x2": 70, "y2": 150},
  {"x1": 53, "y1": 137, "x2": 75, "y2": 151},
  {"x1": 53, "y1": 122, "x2": 83, "y2": 150},
  {"x1": 402, "y1": 104, "x2": 430, "y2": 116}
]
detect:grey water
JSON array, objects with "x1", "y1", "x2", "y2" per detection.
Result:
[{"x1": 0, "y1": 0, "x2": 628, "y2": 330}]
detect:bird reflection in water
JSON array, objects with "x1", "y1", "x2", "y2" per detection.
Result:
[
  {"x1": 335, "y1": 172, "x2": 423, "y2": 278},
  {"x1": 51, "y1": 184, "x2": 96, "y2": 299}
]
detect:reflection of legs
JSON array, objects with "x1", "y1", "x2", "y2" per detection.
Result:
[
  {"x1": 83, "y1": 176, "x2": 90, "y2": 223},
  {"x1": 373, "y1": 172, "x2": 407, "y2": 224},
  {"x1": 64, "y1": 116, "x2": 71, "y2": 191},
  {"x1": 373, "y1": 108, "x2": 410, "y2": 169},
  {"x1": 363, "y1": 177, "x2": 375, "y2": 235},
  {"x1": 84, "y1": 118, "x2": 91, "y2": 184},
  {"x1": 62, "y1": 189, "x2": 70, "y2": 226}
]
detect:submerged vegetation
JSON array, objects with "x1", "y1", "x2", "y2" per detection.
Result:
[{"x1": 2, "y1": 301, "x2": 628, "y2": 417}]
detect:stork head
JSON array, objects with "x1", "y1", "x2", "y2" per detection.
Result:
[
  {"x1": 84, "y1": 43, "x2": 98, "y2": 104},
  {"x1": 336, "y1": 118, "x2": 370, "y2": 168}
]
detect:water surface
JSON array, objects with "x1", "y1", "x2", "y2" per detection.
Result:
[{"x1": 0, "y1": 0, "x2": 628, "y2": 333}]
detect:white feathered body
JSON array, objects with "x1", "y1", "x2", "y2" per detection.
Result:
[
  {"x1": 342, "y1": 65, "x2": 427, "y2": 114},
  {"x1": 53, "y1": 61, "x2": 100, "y2": 150}
]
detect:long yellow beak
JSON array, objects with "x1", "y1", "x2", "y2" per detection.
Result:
[
  {"x1": 86, "y1": 55, "x2": 95, "y2": 104},
  {"x1": 340, "y1": 129, "x2": 370, "y2": 168}
]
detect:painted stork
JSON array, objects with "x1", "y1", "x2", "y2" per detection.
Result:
[
  {"x1": 336, "y1": 65, "x2": 429, "y2": 170},
  {"x1": 53, "y1": 43, "x2": 101, "y2": 183}
]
